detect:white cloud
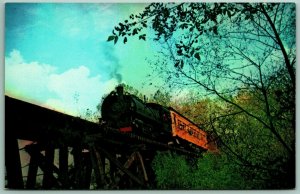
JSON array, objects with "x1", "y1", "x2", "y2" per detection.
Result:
[
  {"x1": 5, "y1": 50, "x2": 57, "y2": 101},
  {"x1": 5, "y1": 49, "x2": 118, "y2": 118},
  {"x1": 47, "y1": 65, "x2": 118, "y2": 116}
]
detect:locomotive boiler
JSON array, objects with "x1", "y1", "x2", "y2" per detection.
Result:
[{"x1": 101, "y1": 85, "x2": 217, "y2": 152}]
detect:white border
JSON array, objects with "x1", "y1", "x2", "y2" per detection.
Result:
[{"x1": 0, "y1": 0, "x2": 299, "y2": 194}]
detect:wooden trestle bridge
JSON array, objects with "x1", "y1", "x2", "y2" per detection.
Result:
[{"x1": 5, "y1": 96, "x2": 198, "y2": 189}]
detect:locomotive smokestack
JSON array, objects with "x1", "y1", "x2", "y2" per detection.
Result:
[{"x1": 116, "y1": 85, "x2": 124, "y2": 96}]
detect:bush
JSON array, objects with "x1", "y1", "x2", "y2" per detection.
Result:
[
  {"x1": 151, "y1": 151, "x2": 190, "y2": 189},
  {"x1": 151, "y1": 151, "x2": 247, "y2": 189}
]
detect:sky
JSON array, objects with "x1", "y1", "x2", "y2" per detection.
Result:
[
  {"x1": 5, "y1": 3, "x2": 163, "y2": 117},
  {"x1": 4, "y1": 1, "x2": 299, "y2": 119}
]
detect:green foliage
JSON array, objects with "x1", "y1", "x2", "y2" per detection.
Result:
[
  {"x1": 108, "y1": 1, "x2": 296, "y2": 184},
  {"x1": 121, "y1": 83, "x2": 145, "y2": 99},
  {"x1": 108, "y1": 2, "x2": 295, "y2": 94},
  {"x1": 148, "y1": 89, "x2": 172, "y2": 106},
  {"x1": 192, "y1": 153, "x2": 248, "y2": 189},
  {"x1": 109, "y1": 3, "x2": 295, "y2": 78},
  {"x1": 211, "y1": 87, "x2": 295, "y2": 189},
  {"x1": 151, "y1": 151, "x2": 248, "y2": 189},
  {"x1": 107, "y1": 35, "x2": 118, "y2": 44},
  {"x1": 151, "y1": 152, "x2": 190, "y2": 189}
]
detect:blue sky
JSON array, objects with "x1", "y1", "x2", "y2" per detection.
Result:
[{"x1": 5, "y1": 3, "x2": 162, "y2": 118}]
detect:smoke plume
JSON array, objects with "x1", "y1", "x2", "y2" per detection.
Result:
[{"x1": 103, "y1": 44, "x2": 122, "y2": 83}]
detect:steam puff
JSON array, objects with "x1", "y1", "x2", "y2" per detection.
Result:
[
  {"x1": 111, "y1": 72, "x2": 122, "y2": 83},
  {"x1": 102, "y1": 44, "x2": 122, "y2": 83}
]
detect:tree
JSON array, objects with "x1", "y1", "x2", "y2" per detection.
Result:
[
  {"x1": 148, "y1": 89, "x2": 172, "y2": 106},
  {"x1": 108, "y1": 2, "x2": 295, "y2": 189},
  {"x1": 210, "y1": 89, "x2": 294, "y2": 189}
]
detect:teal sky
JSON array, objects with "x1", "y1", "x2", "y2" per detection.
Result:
[{"x1": 5, "y1": 3, "x2": 162, "y2": 117}]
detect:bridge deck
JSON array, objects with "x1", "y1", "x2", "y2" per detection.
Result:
[{"x1": 5, "y1": 96, "x2": 100, "y2": 189}]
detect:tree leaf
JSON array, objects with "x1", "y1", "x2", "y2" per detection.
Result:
[
  {"x1": 107, "y1": 35, "x2": 115, "y2": 42},
  {"x1": 132, "y1": 28, "x2": 138, "y2": 35},
  {"x1": 114, "y1": 36, "x2": 118, "y2": 44},
  {"x1": 142, "y1": 21, "x2": 147, "y2": 28},
  {"x1": 194, "y1": 52, "x2": 201, "y2": 60},
  {"x1": 174, "y1": 60, "x2": 180, "y2": 68},
  {"x1": 213, "y1": 26, "x2": 218, "y2": 35},
  {"x1": 177, "y1": 49, "x2": 183, "y2": 55},
  {"x1": 139, "y1": 34, "x2": 146, "y2": 41}
]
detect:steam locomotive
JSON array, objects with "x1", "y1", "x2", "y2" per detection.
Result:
[{"x1": 101, "y1": 85, "x2": 217, "y2": 152}]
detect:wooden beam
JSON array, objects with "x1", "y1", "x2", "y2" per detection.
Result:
[
  {"x1": 81, "y1": 152, "x2": 92, "y2": 189},
  {"x1": 90, "y1": 145, "x2": 106, "y2": 188},
  {"x1": 26, "y1": 150, "x2": 39, "y2": 189},
  {"x1": 42, "y1": 146, "x2": 55, "y2": 189},
  {"x1": 59, "y1": 146, "x2": 69, "y2": 188},
  {"x1": 5, "y1": 136, "x2": 24, "y2": 189},
  {"x1": 25, "y1": 144, "x2": 61, "y2": 188},
  {"x1": 95, "y1": 145, "x2": 147, "y2": 188},
  {"x1": 136, "y1": 152, "x2": 148, "y2": 182}
]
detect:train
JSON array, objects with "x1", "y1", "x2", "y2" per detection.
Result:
[{"x1": 101, "y1": 85, "x2": 218, "y2": 153}]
